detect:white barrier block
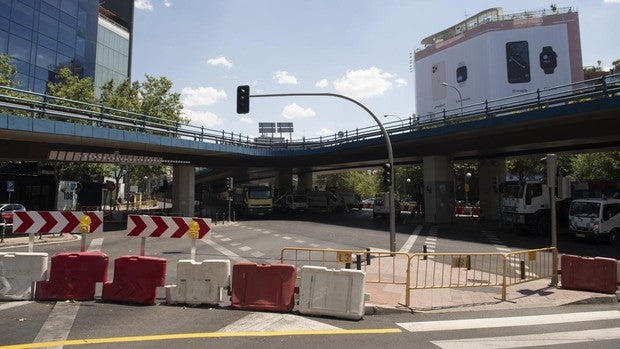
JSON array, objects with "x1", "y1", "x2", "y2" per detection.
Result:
[
  {"x1": 166, "y1": 259, "x2": 230, "y2": 305},
  {"x1": 0, "y1": 252, "x2": 48, "y2": 300},
  {"x1": 298, "y1": 266, "x2": 366, "y2": 320}
]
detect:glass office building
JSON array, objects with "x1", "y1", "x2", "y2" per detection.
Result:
[{"x1": 0, "y1": 0, "x2": 133, "y2": 94}]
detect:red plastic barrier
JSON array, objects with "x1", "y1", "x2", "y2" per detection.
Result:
[
  {"x1": 102, "y1": 256, "x2": 167, "y2": 305},
  {"x1": 455, "y1": 206, "x2": 464, "y2": 215},
  {"x1": 231, "y1": 263, "x2": 296, "y2": 312},
  {"x1": 35, "y1": 251, "x2": 109, "y2": 301},
  {"x1": 561, "y1": 254, "x2": 618, "y2": 294},
  {"x1": 472, "y1": 207, "x2": 481, "y2": 216}
]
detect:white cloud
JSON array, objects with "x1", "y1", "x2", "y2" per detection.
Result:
[
  {"x1": 181, "y1": 86, "x2": 227, "y2": 107},
  {"x1": 333, "y1": 66, "x2": 393, "y2": 100},
  {"x1": 240, "y1": 117, "x2": 253, "y2": 124},
  {"x1": 315, "y1": 79, "x2": 329, "y2": 88},
  {"x1": 274, "y1": 71, "x2": 298, "y2": 85},
  {"x1": 316, "y1": 128, "x2": 334, "y2": 137},
  {"x1": 163, "y1": 0, "x2": 172, "y2": 7},
  {"x1": 182, "y1": 109, "x2": 223, "y2": 127},
  {"x1": 282, "y1": 103, "x2": 316, "y2": 119},
  {"x1": 604, "y1": 0, "x2": 620, "y2": 4},
  {"x1": 207, "y1": 56, "x2": 233, "y2": 68},
  {"x1": 134, "y1": 0, "x2": 153, "y2": 11},
  {"x1": 395, "y1": 78, "x2": 408, "y2": 86}
]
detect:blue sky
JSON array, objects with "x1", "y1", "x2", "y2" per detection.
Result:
[{"x1": 131, "y1": 0, "x2": 620, "y2": 140}]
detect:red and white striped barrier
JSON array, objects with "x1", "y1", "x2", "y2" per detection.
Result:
[
  {"x1": 12, "y1": 211, "x2": 103, "y2": 234},
  {"x1": 126, "y1": 215, "x2": 210, "y2": 239}
]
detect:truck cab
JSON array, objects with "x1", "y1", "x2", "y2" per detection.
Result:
[{"x1": 569, "y1": 197, "x2": 620, "y2": 245}]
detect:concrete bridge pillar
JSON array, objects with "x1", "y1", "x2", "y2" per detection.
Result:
[
  {"x1": 477, "y1": 158, "x2": 505, "y2": 221},
  {"x1": 275, "y1": 168, "x2": 293, "y2": 194},
  {"x1": 172, "y1": 165, "x2": 195, "y2": 216},
  {"x1": 423, "y1": 156, "x2": 455, "y2": 224},
  {"x1": 297, "y1": 169, "x2": 313, "y2": 191}
]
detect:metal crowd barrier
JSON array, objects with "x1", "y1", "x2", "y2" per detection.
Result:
[{"x1": 280, "y1": 247, "x2": 557, "y2": 306}]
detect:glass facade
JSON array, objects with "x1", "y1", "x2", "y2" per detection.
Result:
[
  {"x1": 0, "y1": 0, "x2": 132, "y2": 94},
  {"x1": 95, "y1": 15, "x2": 130, "y2": 95}
]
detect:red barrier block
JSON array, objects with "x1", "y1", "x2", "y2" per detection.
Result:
[
  {"x1": 231, "y1": 263, "x2": 296, "y2": 312},
  {"x1": 561, "y1": 254, "x2": 618, "y2": 294},
  {"x1": 102, "y1": 256, "x2": 167, "y2": 305},
  {"x1": 35, "y1": 251, "x2": 108, "y2": 301}
]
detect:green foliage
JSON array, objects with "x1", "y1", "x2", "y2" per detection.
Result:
[
  {"x1": 47, "y1": 66, "x2": 97, "y2": 107},
  {"x1": 139, "y1": 75, "x2": 188, "y2": 126},
  {"x1": 569, "y1": 151, "x2": 620, "y2": 181}
]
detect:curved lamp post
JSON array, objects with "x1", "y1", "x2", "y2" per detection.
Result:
[{"x1": 441, "y1": 82, "x2": 463, "y2": 116}]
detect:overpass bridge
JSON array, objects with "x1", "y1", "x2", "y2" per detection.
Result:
[{"x1": 0, "y1": 74, "x2": 619, "y2": 221}]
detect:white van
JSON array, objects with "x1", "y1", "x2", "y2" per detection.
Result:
[{"x1": 569, "y1": 198, "x2": 620, "y2": 245}]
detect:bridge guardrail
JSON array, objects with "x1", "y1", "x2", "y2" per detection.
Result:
[{"x1": 1, "y1": 74, "x2": 618, "y2": 151}]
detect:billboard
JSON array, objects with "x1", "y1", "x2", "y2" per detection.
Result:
[{"x1": 414, "y1": 10, "x2": 582, "y2": 119}]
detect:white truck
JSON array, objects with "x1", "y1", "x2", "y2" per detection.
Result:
[
  {"x1": 502, "y1": 179, "x2": 571, "y2": 234},
  {"x1": 372, "y1": 193, "x2": 401, "y2": 219},
  {"x1": 569, "y1": 197, "x2": 620, "y2": 245}
]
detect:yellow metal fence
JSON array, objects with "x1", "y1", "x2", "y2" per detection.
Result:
[{"x1": 280, "y1": 246, "x2": 557, "y2": 307}]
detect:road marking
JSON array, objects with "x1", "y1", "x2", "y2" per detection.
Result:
[
  {"x1": 0, "y1": 301, "x2": 30, "y2": 311},
  {"x1": 217, "y1": 312, "x2": 340, "y2": 332},
  {"x1": 32, "y1": 301, "x2": 80, "y2": 349},
  {"x1": 397, "y1": 310, "x2": 620, "y2": 332},
  {"x1": 399, "y1": 225, "x2": 422, "y2": 253},
  {"x1": 0, "y1": 328, "x2": 402, "y2": 349},
  {"x1": 87, "y1": 238, "x2": 103, "y2": 251},
  {"x1": 239, "y1": 246, "x2": 252, "y2": 252},
  {"x1": 202, "y1": 238, "x2": 249, "y2": 263},
  {"x1": 431, "y1": 327, "x2": 620, "y2": 349}
]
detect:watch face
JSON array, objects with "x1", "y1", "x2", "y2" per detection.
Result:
[
  {"x1": 540, "y1": 46, "x2": 557, "y2": 74},
  {"x1": 456, "y1": 65, "x2": 467, "y2": 84},
  {"x1": 506, "y1": 41, "x2": 531, "y2": 83}
]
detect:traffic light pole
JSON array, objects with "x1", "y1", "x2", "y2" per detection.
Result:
[{"x1": 249, "y1": 92, "x2": 396, "y2": 252}]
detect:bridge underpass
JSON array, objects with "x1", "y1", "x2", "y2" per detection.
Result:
[{"x1": 0, "y1": 78, "x2": 619, "y2": 222}]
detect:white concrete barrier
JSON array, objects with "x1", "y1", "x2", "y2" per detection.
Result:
[
  {"x1": 165, "y1": 259, "x2": 230, "y2": 305},
  {"x1": 0, "y1": 252, "x2": 48, "y2": 300},
  {"x1": 298, "y1": 266, "x2": 366, "y2": 320}
]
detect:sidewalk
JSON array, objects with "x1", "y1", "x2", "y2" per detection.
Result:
[
  {"x1": 0, "y1": 232, "x2": 78, "y2": 248},
  {"x1": 365, "y1": 278, "x2": 619, "y2": 314}
]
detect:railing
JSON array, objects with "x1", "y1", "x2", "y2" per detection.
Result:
[
  {"x1": 280, "y1": 246, "x2": 558, "y2": 307},
  {"x1": 0, "y1": 74, "x2": 618, "y2": 152}
]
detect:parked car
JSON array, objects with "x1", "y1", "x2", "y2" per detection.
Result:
[
  {"x1": 362, "y1": 198, "x2": 374, "y2": 209},
  {"x1": 0, "y1": 203, "x2": 26, "y2": 224}
]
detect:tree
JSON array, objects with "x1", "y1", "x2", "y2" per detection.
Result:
[
  {"x1": 139, "y1": 75, "x2": 188, "y2": 128},
  {"x1": 569, "y1": 151, "x2": 620, "y2": 181}
]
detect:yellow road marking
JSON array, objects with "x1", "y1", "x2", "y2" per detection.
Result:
[{"x1": 0, "y1": 328, "x2": 402, "y2": 348}]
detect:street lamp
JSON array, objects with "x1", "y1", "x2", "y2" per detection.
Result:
[
  {"x1": 464, "y1": 172, "x2": 472, "y2": 205},
  {"x1": 405, "y1": 178, "x2": 411, "y2": 200},
  {"x1": 383, "y1": 114, "x2": 405, "y2": 128},
  {"x1": 441, "y1": 82, "x2": 463, "y2": 116}
]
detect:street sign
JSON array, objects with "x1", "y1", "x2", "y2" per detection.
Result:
[
  {"x1": 6, "y1": 180, "x2": 14, "y2": 192},
  {"x1": 126, "y1": 215, "x2": 210, "y2": 239},
  {"x1": 12, "y1": 211, "x2": 104, "y2": 234}
]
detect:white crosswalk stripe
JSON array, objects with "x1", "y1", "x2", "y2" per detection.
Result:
[
  {"x1": 431, "y1": 327, "x2": 620, "y2": 349},
  {"x1": 397, "y1": 311, "x2": 620, "y2": 349}
]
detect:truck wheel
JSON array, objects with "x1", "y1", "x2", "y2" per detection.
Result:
[
  {"x1": 536, "y1": 216, "x2": 551, "y2": 235},
  {"x1": 610, "y1": 229, "x2": 619, "y2": 247}
]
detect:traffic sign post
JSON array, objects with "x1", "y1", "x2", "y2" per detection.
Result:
[{"x1": 6, "y1": 180, "x2": 14, "y2": 203}]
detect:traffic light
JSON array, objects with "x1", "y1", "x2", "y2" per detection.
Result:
[
  {"x1": 226, "y1": 177, "x2": 233, "y2": 190},
  {"x1": 236, "y1": 85, "x2": 250, "y2": 114},
  {"x1": 382, "y1": 163, "x2": 392, "y2": 186}
]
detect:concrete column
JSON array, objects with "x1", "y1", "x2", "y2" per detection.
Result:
[
  {"x1": 423, "y1": 156, "x2": 455, "y2": 224},
  {"x1": 297, "y1": 169, "x2": 313, "y2": 191},
  {"x1": 478, "y1": 158, "x2": 505, "y2": 221},
  {"x1": 172, "y1": 165, "x2": 195, "y2": 216},
  {"x1": 275, "y1": 168, "x2": 293, "y2": 194}
]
